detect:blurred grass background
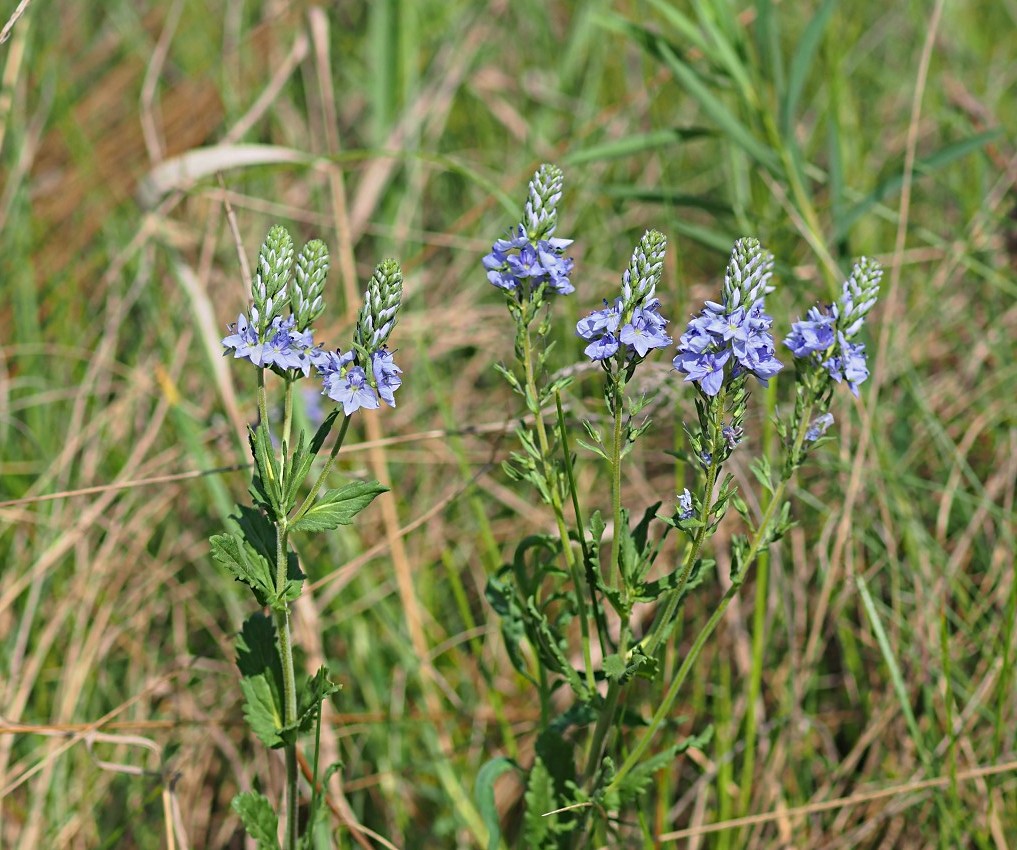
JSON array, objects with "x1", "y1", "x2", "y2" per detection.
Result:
[{"x1": 1, "y1": 0, "x2": 1015, "y2": 847}]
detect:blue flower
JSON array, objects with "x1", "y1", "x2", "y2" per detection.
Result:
[
  {"x1": 576, "y1": 232, "x2": 671, "y2": 365},
  {"x1": 805, "y1": 412, "x2": 835, "y2": 442},
  {"x1": 222, "y1": 310, "x2": 321, "y2": 376},
  {"x1": 317, "y1": 350, "x2": 377, "y2": 415},
  {"x1": 482, "y1": 226, "x2": 575, "y2": 295},
  {"x1": 619, "y1": 301, "x2": 672, "y2": 357},
  {"x1": 672, "y1": 273, "x2": 782, "y2": 396},
  {"x1": 784, "y1": 305, "x2": 835, "y2": 357},
  {"x1": 785, "y1": 258, "x2": 880, "y2": 396},
  {"x1": 722, "y1": 424, "x2": 744, "y2": 449},
  {"x1": 824, "y1": 334, "x2": 869, "y2": 396},
  {"x1": 584, "y1": 332, "x2": 620, "y2": 361},
  {"x1": 674, "y1": 348, "x2": 730, "y2": 397},
  {"x1": 677, "y1": 488, "x2": 694, "y2": 520},
  {"x1": 371, "y1": 348, "x2": 403, "y2": 407}
]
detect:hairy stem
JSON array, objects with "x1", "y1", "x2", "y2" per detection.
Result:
[{"x1": 274, "y1": 520, "x2": 299, "y2": 850}]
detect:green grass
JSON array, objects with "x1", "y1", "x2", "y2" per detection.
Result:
[{"x1": 2, "y1": 0, "x2": 1016, "y2": 847}]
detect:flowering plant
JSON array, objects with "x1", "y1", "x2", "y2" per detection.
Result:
[
  {"x1": 211, "y1": 226, "x2": 403, "y2": 849},
  {"x1": 479, "y1": 166, "x2": 881, "y2": 847}
]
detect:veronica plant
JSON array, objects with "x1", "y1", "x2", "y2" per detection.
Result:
[
  {"x1": 480, "y1": 166, "x2": 881, "y2": 847},
  {"x1": 212, "y1": 226, "x2": 403, "y2": 849}
]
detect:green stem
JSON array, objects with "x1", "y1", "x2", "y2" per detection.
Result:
[
  {"x1": 520, "y1": 326, "x2": 596, "y2": 694},
  {"x1": 641, "y1": 386, "x2": 728, "y2": 663},
  {"x1": 556, "y1": 392, "x2": 609, "y2": 658},
  {"x1": 281, "y1": 376, "x2": 295, "y2": 454},
  {"x1": 608, "y1": 403, "x2": 814, "y2": 796},
  {"x1": 737, "y1": 551, "x2": 768, "y2": 816},
  {"x1": 580, "y1": 373, "x2": 630, "y2": 789},
  {"x1": 274, "y1": 519, "x2": 299, "y2": 850},
  {"x1": 739, "y1": 381, "x2": 778, "y2": 816},
  {"x1": 607, "y1": 379, "x2": 625, "y2": 590}
]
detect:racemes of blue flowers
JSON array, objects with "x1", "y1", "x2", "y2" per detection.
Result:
[
  {"x1": 575, "y1": 229, "x2": 672, "y2": 365},
  {"x1": 483, "y1": 226, "x2": 575, "y2": 295},
  {"x1": 672, "y1": 239, "x2": 783, "y2": 397},
  {"x1": 223, "y1": 265, "x2": 404, "y2": 417},
  {"x1": 784, "y1": 258, "x2": 882, "y2": 396}
]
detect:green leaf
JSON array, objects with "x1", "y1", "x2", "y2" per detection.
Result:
[
  {"x1": 281, "y1": 428, "x2": 308, "y2": 513},
  {"x1": 210, "y1": 532, "x2": 275, "y2": 606},
  {"x1": 289, "y1": 666, "x2": 341, "y2": 740},
  {"x1": 526, "y1": 598, "x2": 592, "y2": 702},
  {"x1": 614, "y1": 726, "x2": 713, "y2": 805},
  {"x1": 290, "y1": 480, "x2": 387, "y2": 532},
  {"x1": 522, "y1": 755, "x2": 578, "y2": 845},
  {"x1": 834, "y1": 130, "x2": 1003, "y2": 239},
  {"x1": 216, "y1": 510, "x2": 304, "y2": 608},
  {"x1": 474, "y1": 757, "x2": 518, "y2": 850},
  {"x1": 283, "y1": 411, "x2": 341, "y2": 510},
  {"x1": 232, "y1": 791, "x2": 280, "y2": 849},
  {"x1": 485, "y1": 571, "x2": 537, "y2": 686},
  {"x1": 240, "y1": 676, "x2": 285, "y2": 749},
  {"x1": 564, "y1": 127, "x2": 712, "y2": 165},
  {"x1": 522, "y1": 758, "x2": 555, "y2": 847},
  {"x1": 749, "y1": 456, "x2": 774, "y2": 494},
  {"x1": 603, "y1": 653, "x2": 627, "y2": 682},
  {"x1": 781, "y1": 0, "x2": 838, "y2": 138},
  {"x1": 236, "y1": 615, "x2": 285, "y2": 749},
  {"x1": 249, "y1": 421, "x2": 281, "y2": 518},
  {"x1": 575, "y1": 437, "x2": 609, "y2": 461}
]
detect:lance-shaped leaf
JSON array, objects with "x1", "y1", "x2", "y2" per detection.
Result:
[
  {"x1": 613, "y1": 726, "x2": 713, "y2": 805},
  {"x1": 485, "y1": 570, "x2": 537, "y2": 686},
  {"x1": 248, "y1": 421, "x2": 282, "y2": 518},
  {"x1": 281, "y1": 411, "x2": 340, "y2": 510},
  {"x1": 290, "y1": 480, "x2": 387, "y2": 533}
]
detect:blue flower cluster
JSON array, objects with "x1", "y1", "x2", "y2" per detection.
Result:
[
  {"x1": 223, "y1": 310, "x2": 321, "y2": 376},
  {"x1": 223, "y1": 311, "x2": 404, "y2": 416},
  {"x1": 576, "y1": 297, "x2": 671, "y2": 361},
  {"x1": 785, "y1": 260, "x2": 881, "y2": 396},
  {"x1": 673, "y1": 298, "x2": 783, "y2": 396},
  {"x1": 672, "y1": 238, "x2": 783, "y2": 397},
  {"x1": 315, "y1": 348, "x2": 402, "y2": 416},
  {"x1": 575, "y1": 230, "x2": 671, "y2": 364},
  {"x1": 483, "y1": 226, "x2": 575, "y2": 295}
]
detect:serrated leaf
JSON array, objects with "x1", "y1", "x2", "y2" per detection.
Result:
[
  {"x1": 281, "y1": 427, "x2": 309, "y2": 512},
  {"x1": 236, "y1": 615, "x2": 285, "y2": 748},
  {"x1": 210, "y1": 532, "x2": 275, "y2": 606},
  {"x1": 603, "y1": 653, "x2": 627, "y2": 682},
  {"x1": 474, "y1": 757, "x2": 518, "y2": 850},
  {"x1": 523, "y1": 758, "x2": 556, "y2": 846},
  {"x1": 290, "y1": 666, "x2": 341, "y2": 739},
  {"x1": 232, "y1": 791, "x2": 280, "y2": 849},
  {"x1": 615, "y1": 726, "x2": 714, "y2": 805},
  {"x1": 526, "y1": 598, "x2": 591, "y2": 702},
  {"x1": 240, "y1": 675, "x2": 285, "y2": 748},
  {"x1": 290, "y1": 480, "x2": 387, "y2": 532}
]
